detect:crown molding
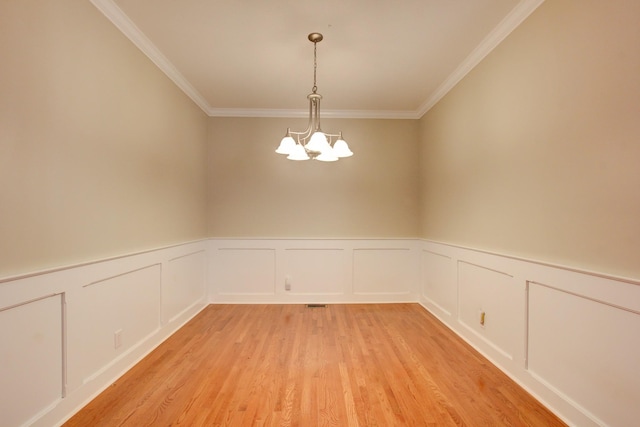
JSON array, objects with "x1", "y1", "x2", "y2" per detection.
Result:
[
  {"x1": 207, "y1": 108, "x2": 420, "y2": 119},
  {"x1": 89, "y1": 0, "x2": 212, "y2": 113},
  {"x1": 91, "y1": 0, "x2": 543, "y2": 120},
  {"x1": 416, "y1": 0, "x2": 545, "y2": 117}
]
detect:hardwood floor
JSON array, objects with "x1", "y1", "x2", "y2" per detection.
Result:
[{"x1": 64, "y1": 304, "x2": 566, "y2": 426}]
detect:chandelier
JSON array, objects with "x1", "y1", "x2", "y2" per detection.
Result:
[{"x1": 275, "y1": 33, "x2": 353, "y2": 162}]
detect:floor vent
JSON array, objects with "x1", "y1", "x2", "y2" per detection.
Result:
[{"x1": 306, "y1": 304, "x2": 327, "y2": 308}]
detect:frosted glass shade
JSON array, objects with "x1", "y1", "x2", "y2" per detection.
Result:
[
  {"x1": 286, "y1": 144, "x2": 310, "y2": 160},
  {"x1": 305, "y1": 131, "x2": 332, "y2": 154},
  {"x1": 316, "y1": 149, "x2": 339, "y2": 162},
  {"x1": 276, "y1": 136, "x2": 296, "y2": 155},
  {"x1": 332, "y1": 139, "x2": 353, "y2": 158}
]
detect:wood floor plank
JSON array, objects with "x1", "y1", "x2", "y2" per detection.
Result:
[{"x1": 64, "y1": 304, "x2": 566, "y2": 426}]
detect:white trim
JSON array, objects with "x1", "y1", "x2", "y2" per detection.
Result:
[
  {"x1": 422, "y1": 238, "x2": 640, "y2": 286},
  {"x1": 418, "y1": 299, "x2": 575, "y2": 427},
  {"x1": 416, "y1": 0, "x2": 545, "y2": 117},
  {"x1": 2, "y1": 241, "x2": 209, "y2": 427},
  {"x1": 0, "y1": 239, "x2": 208, "y2": 284},
  {"x1": 419, "y1": 239, "x2": 640, "y2": 427},
  {"x1": 90, "y1": 0, "x2": 544, "y2": 119},
  {"x1": 2, "y1": 236, "x2": 637, "y2": 426},
  {"x1": 210, "y1": 237, "x2": 640, "y2": 286},
  {"x1": 208, "y1": 108, "x2": 420, "y2": 119},
  {"x1": 88, "y1": 0, "x2": 211, "y2": 113}
]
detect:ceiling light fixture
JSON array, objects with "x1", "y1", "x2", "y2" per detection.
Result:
[{"x1": 275, "y1": 33, "x2": 353, "y2": 162}]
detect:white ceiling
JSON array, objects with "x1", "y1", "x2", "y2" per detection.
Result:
[{"x1": 91, "y1": 0, "x2": 543, "y2": 118}]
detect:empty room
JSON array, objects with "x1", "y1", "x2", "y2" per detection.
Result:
[{"x1": 1, "y1": 0, "x2": 638, "y2": 426}]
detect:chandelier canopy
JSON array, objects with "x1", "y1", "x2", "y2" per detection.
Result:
[{"x1": 275, "y1": 33, "x2": 353, "y2": 162}]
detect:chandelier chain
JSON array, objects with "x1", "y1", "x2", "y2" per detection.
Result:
[{"x1": 312, "y1": 41, "x2": 318, "y2": 93}]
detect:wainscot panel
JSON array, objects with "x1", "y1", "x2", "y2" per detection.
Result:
[
  {"x1": 211, "y1": 248, "x2": 277, "y2": 296},
  {"x1": 0, "y1": 294, "x2": 64, "y2": 427},
  {"x1": 285, "y1": 248, "x2": 345, "y2": 295},
  {"x1": 208, "y1": 239, "x2": 420, "y2": 304},
  {"x1": 0, "y1": 241, "x2": 208, "y2": 427},
  {"x1": 78, "y1": 265, "x2": 162, "y2": 384},
  {"x1": 528, "y1": 281, "x2": 640, "y2": 427},
  {"x1": 353, "y1": 248, "x2": 414, "y2": 296},
  {"x1": 457, "y1": 261, "x2": 522, "y2": 362},
  {"x1": 165, "y1": 250, "x2": 207, "y2": 324},
  {"x1": 420, "y1": 249, "x2": 456, "y2": 318},
  {"x1": 419, "y1": 240, "x2": 640, "y2": 427}
]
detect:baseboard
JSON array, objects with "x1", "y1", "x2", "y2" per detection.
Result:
[
  {"x1": 0, "y1": 241, "x2": 209, "y2": 427},
  {"x1": 4, "y1": 237, "x2": 636, "y2": 426},
  {"x1": 208, "y1": 238, "x2": 422, "y2": 304},
  {"x1": 418, "y1": 239, "x2": 640, "y2": 427}
]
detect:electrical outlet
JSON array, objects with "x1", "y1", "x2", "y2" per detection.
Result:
[
  {"x1": 285, "y1": 275, "x2": 291, "y2": 291},
  {"x1": 479, "y1": 311, "x2": 486, "y2": 327},
  {"x1": 114, "y1": 329, "x2": 123, "y2": 349}
]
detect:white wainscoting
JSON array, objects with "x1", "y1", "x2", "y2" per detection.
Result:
[
  {"x1": 419, "y1": 240, "x2": 640, "y2": 427},
  {"x1": 4, "y1": 237, "x2": 637, "y2": 427},
  {"x1": 0, "y1": 294, "x2": 64, "y2": 427},
  {"x1": 209, "y1": 239, "x2": 420, "y2": 303},
  {"x1": 0, "y1": 241, "x2": 208, "y2": 427}
]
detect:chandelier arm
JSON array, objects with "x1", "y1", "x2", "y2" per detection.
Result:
[
  {"x1": 287, "y1": 94, "x2": 318, "y2": 145},
  {"x1": 289, "y1": 130, "x2": 313, "y2": 143}
]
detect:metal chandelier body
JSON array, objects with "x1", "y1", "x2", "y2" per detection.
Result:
[{"x1": 275, "y1": 33, "x2": 353, "y2": 162}]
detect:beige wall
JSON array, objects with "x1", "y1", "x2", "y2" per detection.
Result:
[
  {"x1": 418, "y1": 0, "x2": 640, "y2": 279},
  {"x1": 0, "y1": 1, "x2": 208, "y2": 278},
  {"x1": 4, "y1": 0, "x2": 637, "y2": 280},
  {"x1": 208, "y1": 117, "x2": 420, "y2": 238}
]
